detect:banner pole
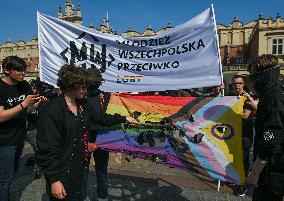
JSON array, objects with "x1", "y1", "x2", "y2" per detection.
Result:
[
  {"x1": 211, "y1": 4, "x2": 224, "y2": 91},
  {"x1": 217, "y1": 179, "x2": 221, "y2": 191},
  {"x1": 37, "y1": 11, "x2": 43, "y2": 81}
]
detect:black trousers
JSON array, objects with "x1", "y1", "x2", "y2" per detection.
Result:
[
  {"x1": 93, "y1": 149, "x2": 109, "y2": 199},
  {"x1": 253, "y1": 170, "x2": 283, "y2": 201},
  {"x1": 242, "y1": 137, "x2": 251, "y2": 177}
]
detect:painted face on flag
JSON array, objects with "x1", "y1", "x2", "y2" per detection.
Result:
[{"x1": 95, "y1": 94, "x2": 245, "y2": 184}]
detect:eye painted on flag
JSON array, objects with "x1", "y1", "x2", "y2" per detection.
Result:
[{"x1": 211, "y1": 123, "x2": 234, "y2": 140}]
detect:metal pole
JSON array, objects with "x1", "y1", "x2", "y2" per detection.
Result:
[{"x1": 217, "y1": 179, "x2": 221, "y2": 191}]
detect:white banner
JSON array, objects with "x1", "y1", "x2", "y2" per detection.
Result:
[{"x1": 37, "y1": 5, "x2": 222, "y2": 92}]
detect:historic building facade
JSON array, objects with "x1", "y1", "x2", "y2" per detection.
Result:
[
  {"x1": 0, "y1": 0, "x2": 83, "y2": 79},
  {"x1": 217, "y1": 13, "x2": 284, "y2": 84},
  {"x1": 1, "y1": 0, "x2": 283, "y2": 84},
  {"x1": 0, "y1": 37, "x2": 38, "y2": 74}
]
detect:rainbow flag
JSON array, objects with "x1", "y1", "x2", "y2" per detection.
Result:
[{"x1": 95, "y1": 94, "x2": 245, "y2": 184}]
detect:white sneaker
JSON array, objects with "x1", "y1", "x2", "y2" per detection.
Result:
[{"x1": 234, "y1": 184, "x2": 247, "y2": 197}]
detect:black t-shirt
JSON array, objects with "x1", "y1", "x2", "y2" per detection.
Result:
[
  {"x1": 242, "y1": 101, "x2": 254, "y2": 141},
  {"x1": 0, "y1": 79, "x2": 32, "y2": 145}
]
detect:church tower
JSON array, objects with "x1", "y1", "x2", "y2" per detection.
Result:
[{"x1": 57, "y1": 0, "x2": 83, "y2": 25}]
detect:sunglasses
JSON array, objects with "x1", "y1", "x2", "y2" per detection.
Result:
[{"x1": 12, "y1": 69, "x2": 27, "y2": 73}]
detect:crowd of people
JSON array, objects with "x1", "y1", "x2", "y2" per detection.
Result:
[{"x1": 0, "y1": 54, "x2": 283, "y2": 201}]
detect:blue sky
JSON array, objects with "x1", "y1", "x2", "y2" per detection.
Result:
[{"x1": 0, "y1": 0, "x2": 283, "y2": 44}]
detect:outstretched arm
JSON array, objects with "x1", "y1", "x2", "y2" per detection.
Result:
[{"x1": 0, "y1": 95, "x2": 42, "y2": 123}]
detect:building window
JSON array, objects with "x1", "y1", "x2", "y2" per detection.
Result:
[
  {"x1": 235, "y1": 53, "x2": 244, "y2": 64},
  {"x1": 227, "y1": 32, "x2": 233, "y2": 45},
  {"x1": 235, "y1": 49, "x2": 244, "y2": 64},
  {"x1": 272, "y1": 38, "x2": 283, "y2": 55}
]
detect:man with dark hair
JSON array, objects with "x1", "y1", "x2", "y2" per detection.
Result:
[
  {"x1": 86, "y1": 67, "x2": 136, "y2": 201},
  {"x1": 0, "y1": 56, "x2": 44, "y2": 201},
  {"x1": 228, "y1": 74, "x2": 255, "y2": 196},
  {"x1": 246, "y1": 54, "x2": 284, "y2": 201},
  {"x1": 231, "y1": 75, "x2": 254, "y2": 174}
]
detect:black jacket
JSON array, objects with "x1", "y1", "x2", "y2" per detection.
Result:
[
  {"x1": 254, "y1": 85, "x2": 284, "y2": 171},
  {"x1": 86, "y1": 92, "x2": 126, "y2": 142},
  {"x1": 37, "y1": 96, "x2": 90, "y2": 184},
  {"x1": 37, "y1": 94, "x2": 126, "y2": 200},
  {"x1": 37, "y1": 94, "x2": 126, "y2": 183}
]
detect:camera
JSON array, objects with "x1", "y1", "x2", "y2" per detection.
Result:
[{"x1": 31, "y1": 80, "x2": 58, "y2": 99}]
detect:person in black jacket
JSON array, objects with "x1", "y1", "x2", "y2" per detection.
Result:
[
  {"x1": 246, "y1": 54, "x2": 284, "y2": 201},
  {"x1": 37, "y1": 65, "x2": 136, "y2": 201},
  {"x1": 86, "y1": 68, "x2": 137, "y2": 201},
  {"x1": 37, "y1": 65, "x2": 95, "y2": 201}
]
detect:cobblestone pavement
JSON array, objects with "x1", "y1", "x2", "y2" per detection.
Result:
[{"x1": 10, "y1": 145, "x2": 252, "y2": 201}]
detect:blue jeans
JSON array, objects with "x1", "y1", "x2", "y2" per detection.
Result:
[
  {"x1": 94, "y1": 149, "x2": 109, "y2": 199},
  {"x1": 26, "y1": 129, "x2": 38, "y2": 153},
  {"x1": 26, "y1": 129, "x2": 40, "y2": 172},
  {"x1": 0, "y1": 145, "x2": 23, "y2": 201}
]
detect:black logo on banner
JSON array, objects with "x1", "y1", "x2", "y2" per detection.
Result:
[{"x1": 60, "y1": 32, "x2": 115, "y2": 73}]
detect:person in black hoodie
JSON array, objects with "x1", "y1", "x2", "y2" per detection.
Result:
[
  {"x1": 246, "y1": 55, "x2": 284, "y2": 201},
  {"x1": 86, "y1": 67, "x2": 137, "y2": 201}
]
